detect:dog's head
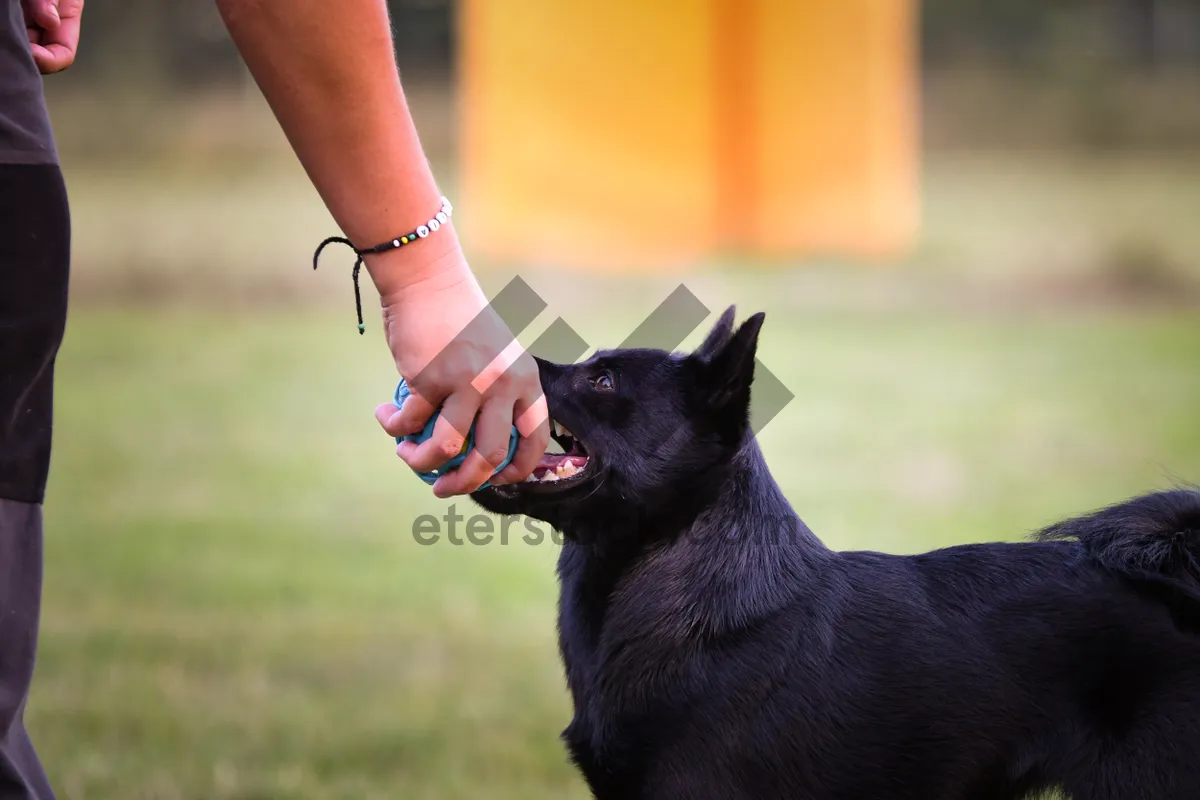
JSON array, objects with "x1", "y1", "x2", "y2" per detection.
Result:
[{"x1": 473, "y1": 307, "x2": 765, "y2": 534}]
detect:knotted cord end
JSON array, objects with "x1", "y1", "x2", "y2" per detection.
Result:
[{"x1": 311, "y1": 197, "x2": 454, "y2": 336}]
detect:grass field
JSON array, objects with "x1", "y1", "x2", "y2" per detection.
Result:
[{"x1": 25, "y1": 153, "x2": 1200, "y2": 799}]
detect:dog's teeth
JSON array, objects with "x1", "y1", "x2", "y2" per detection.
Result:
[
  {"x1": 523, "y1": 473, "x2": 537, "y2": 483},
  {"x1": 542, "y1": 471, "x2": 560, "y2": 482},
  {"x1": 560, "y1": 425, "x2": 573, "y2": 439}
]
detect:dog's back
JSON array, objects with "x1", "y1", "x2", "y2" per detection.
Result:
[
  {"x1": 563, "y1": 485, "x2": 1200, "y2": 800},
  {"x1": 1038, "y1": 489, "x2": 1200, "y2": 624}
]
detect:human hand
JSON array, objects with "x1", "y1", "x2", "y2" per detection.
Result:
[
  {"x1": 371, "y1": 251, "x2": 549, "y2": 498},
  {"x1": 22, "y1": 0, "x2": 83, "y2": 74}
]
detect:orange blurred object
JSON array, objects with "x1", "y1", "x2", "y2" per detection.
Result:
[{"x1": 460, "y1": 0, "x2": 918, "y2": 269}]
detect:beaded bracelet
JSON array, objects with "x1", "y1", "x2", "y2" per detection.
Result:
[{"x1": 312, "y1": 196, "x2": 454, "y2": 334}]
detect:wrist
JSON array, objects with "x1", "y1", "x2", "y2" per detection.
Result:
[{"x1": 365, "y1": 220, "x2": 472, "y2": 302}]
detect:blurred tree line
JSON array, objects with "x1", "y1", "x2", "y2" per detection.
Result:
[
  {"x1": 70, "y1": 0, "x2": 455, "y2": 89},
  {"x1": 68, "y1": 0, "x2": 1200, "y2": 90},
  {"x1": 924, "y1": 0, "x2": 1200, "y2": 69},
  {"x1": 49, "y1": 0, "x2": 1199, "y2": 159}
]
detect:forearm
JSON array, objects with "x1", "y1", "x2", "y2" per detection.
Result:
[{"x1": 216, "y1": 0, "x2": 464, "y2": 297}]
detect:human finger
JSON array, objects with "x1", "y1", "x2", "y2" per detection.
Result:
[
  {"x1": 433, "y1": 396, "x2": 514, "y2": 496},
  {"x1": 383, "y1": 389, "x2": 438, "y2": 437},
  {"x1": 396, "y1": 389, "x2": 478, "y2": 473},
  {"x1": 492, "y1": 393, "x2": 549, "y2": 486}
]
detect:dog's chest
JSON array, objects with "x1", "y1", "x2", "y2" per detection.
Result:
[{"x1": 556, "y1": 566, "x2": 664, "y2": 786}]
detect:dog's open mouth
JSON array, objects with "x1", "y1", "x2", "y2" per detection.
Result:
[{"x1": 522, "y1": 419, "x2": 591, "y2": 487}]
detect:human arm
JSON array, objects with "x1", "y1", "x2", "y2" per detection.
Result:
[{"x1": 215, "y1": 0, "x2": 549, "y2": 496}]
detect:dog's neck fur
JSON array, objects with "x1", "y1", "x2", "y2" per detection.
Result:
[{"x1": 557, "y1": 435, "x2": 833, "y2": 680}]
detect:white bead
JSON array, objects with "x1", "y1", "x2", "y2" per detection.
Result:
[
  {"x1": 428, "y1": 218, "x2": 441, "y2": 232},
  {"x1": 392, "y1": 239, "x2": 401, "y2": 247},
  {"x1": 417, "y1": 225, "x2": 430, "y2": 238},
  {"x1": 441, "y1": 196, "x2": 453, "y2": 214},
  {"x1": 435, "y1": 211, "x2": 448, "y2": 225}
]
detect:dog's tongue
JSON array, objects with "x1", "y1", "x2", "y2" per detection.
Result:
[
  {"x1": 536, "y1": 454, "x2": 588, "y2": 472},
  {"x1": 532, "y1": 453, "x2": 589, "y2": 480}
]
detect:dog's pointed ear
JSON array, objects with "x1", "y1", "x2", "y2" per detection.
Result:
[
  {"x1": 695, "y1": 306, "x2": 737, "y2": 362},
  {"x1": 691, "y1": 311, "x2": 765, "y2": 413}
]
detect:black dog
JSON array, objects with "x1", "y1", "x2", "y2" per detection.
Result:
[{"x1": 475, "y1": 308, "x2": 1200, "y2": 800}]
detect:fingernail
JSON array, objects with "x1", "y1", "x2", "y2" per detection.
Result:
[
  {"x1": 396, "y1": 442, "x2": 415, "y2": 460},
  {"x1": 386, "y1": 410, "x2": 404, "y2": 429}
]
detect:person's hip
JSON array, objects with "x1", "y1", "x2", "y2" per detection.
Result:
[{"x1": 0, "y1": 164, "x2": 70, "y2": 505}]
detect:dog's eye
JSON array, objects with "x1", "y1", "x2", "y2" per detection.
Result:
[{"x1": 590, "y1": 372, "x2": 615, "y2": 392}]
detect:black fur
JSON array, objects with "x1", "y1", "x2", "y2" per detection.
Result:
[{"x1": 474, "y1": 308, "x2": 1200, "y2": 800}]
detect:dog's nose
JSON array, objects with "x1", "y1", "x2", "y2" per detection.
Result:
[
  {"x1": 534, "y1": 358, "x2": 571, "y2": 410},
  {"x1": 534, "y1": 357, "x2": 563, "y2": 385}
]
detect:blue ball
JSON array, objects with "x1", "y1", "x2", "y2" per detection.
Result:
[{"x1": 392, "y1": 379, "x2": 520, "y2": 488}]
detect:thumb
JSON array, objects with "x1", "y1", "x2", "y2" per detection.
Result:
[{"x1": 24, "y1": 0, "x2": 60, "y2": 31}]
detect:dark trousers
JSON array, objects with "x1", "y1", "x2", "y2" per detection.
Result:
[
  {"x1": 0, "y1": 163, "x2": 70, "y2": 799},
  {"x1": 0, "y1": 501, "x2": 52, "y2": 800}
]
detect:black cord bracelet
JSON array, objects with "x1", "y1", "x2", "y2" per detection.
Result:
[{"x1": 312, "y1": 195, "x2": 454, "y2": 334}]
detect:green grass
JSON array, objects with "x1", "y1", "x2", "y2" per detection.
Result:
[
  {"x1": 30, "y1": 295, "x2": 1200, "y2": 799},
  {"x1": 61, "y1": 150, "x2": 1200, "y2": 297},
  {"x1": 24, "y1": 145, "x2": 1200, "y2": 798}
]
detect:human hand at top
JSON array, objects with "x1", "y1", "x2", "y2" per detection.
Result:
[{"x1": 22, "y1": 0, "x2": 83, "y2": 74}]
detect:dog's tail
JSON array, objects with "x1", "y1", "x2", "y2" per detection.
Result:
[{"x1": 1037, "y1": 489, "x2": 1200, "y2": 608}]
